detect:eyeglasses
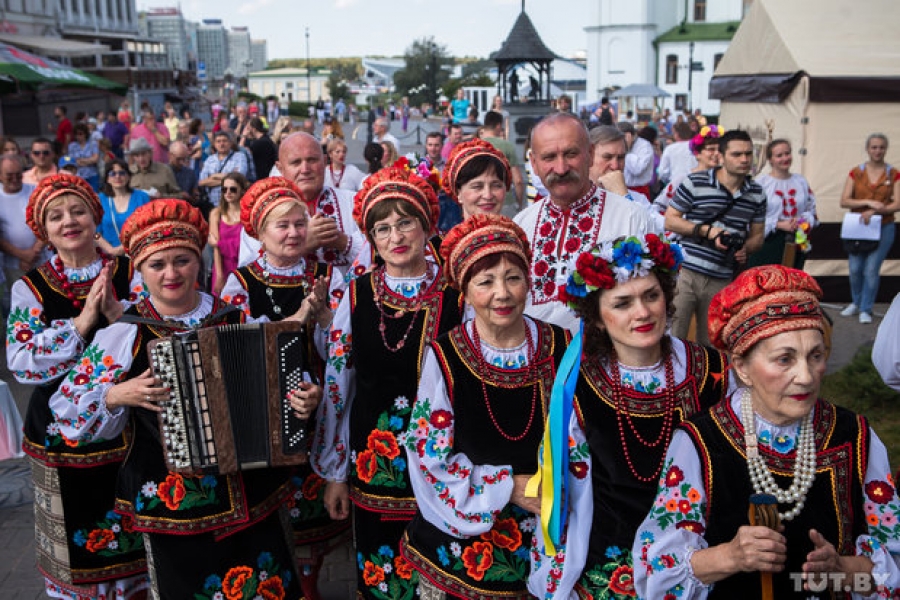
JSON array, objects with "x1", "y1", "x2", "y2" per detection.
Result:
[
  {"x1": 108, "y1": 170, "x2": 129, "y2": 177},
  {"x1": 370, "y1": 218, "x2": 419, "y2": 241},
  {"x1": 222, "y1": 186, "x2": 240, "y2": 193},
  {"x1": 31, "y1": 150, "x2": 51, "y2": 156}
]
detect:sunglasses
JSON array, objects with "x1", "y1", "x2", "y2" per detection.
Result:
[
  {"x1": 32, "y1": 150, "x2": 51, "y2": 156},
  {"x1": 222, "y1": 186, "x2": 240, "y2": 193},
  {"x1": 108, "y1": 170, "x2": 129, "y2": 177}
]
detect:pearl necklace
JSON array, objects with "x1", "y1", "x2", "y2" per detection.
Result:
[{"x1": 740, "y1": 388, "x2": 817, "y2": 521}]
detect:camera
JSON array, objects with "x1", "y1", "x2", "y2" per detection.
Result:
[{"x1": 717, "y1": 230, "x2": 746, "y2": 262}]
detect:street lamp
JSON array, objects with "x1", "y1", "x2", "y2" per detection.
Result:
[
  {"x1": 305, "y1": 27, "x2": 311, "y2": 105},
  {"x1": 687, "y1": 41, "x2": 695, "y2": 112}
]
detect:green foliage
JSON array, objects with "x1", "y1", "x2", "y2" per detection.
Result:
[
  {"x1": 327, "y1": 73, "x2": 350, "y2": 103},
  {"x1": 268, "y1": 57, "x2": 362, "y2": 81},
  {"x1": 822, "y1": 344, "x2": 900, "y2": 465},
  {"x1": 287, "y1": 102, "x2": 312, "y2": 117},
  {"x1": 393, "y1": 37, "x2": 452, "y2": 108}
]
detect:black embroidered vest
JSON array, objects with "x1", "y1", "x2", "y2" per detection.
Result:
[
  {"x1": 682, "y1": 400, "x2": 869, "y2": 599},
  {"x1": 347, "y1": 269, "x2": 463, "y2": 511},
  {"x1": 577, "y1": 341, "x2": 728, "y2": 564},
  {"x1": 22, "y1": 256, "x2": 135, "y2": 464}
]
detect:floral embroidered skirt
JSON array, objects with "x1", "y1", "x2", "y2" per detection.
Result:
[
  {"x1": 143, "y1": 509, "x2": 301, "y2": 599},
  {"x1": 574, "y1": 545, "x2": 637, "y2": 600},
  {"x1": 30, "y1": 456, "x2": 147, "y2": 591},
  {"x1": 352, "y1": 504, "x2": 418, "y2": 600}
]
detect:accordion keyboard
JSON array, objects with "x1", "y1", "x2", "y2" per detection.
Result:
[{"x1": 150, "y1": 340, "x2": 195, "y2": 470}]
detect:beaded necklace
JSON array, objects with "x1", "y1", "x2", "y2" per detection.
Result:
[
  {"x1": 52, "y1": 249, "x2": 109, "y2": 310},
  {"x1": 740, "y1": 388, "x2": 817, "y2": 521},
  {"x1": 373, "y1": 264, "x2": 431, "y2": 352},
  {"x1": 608, "y1": 353, "x2": 676, "y2": 483},
  {"x1": 329, "y1": 164, "x2": 344, "y2": 189},
  {"x1": 471, "y1": 320, "x2": 538, "y2": 442},
  {"x1": 261, "y1": 254, "x2": 309, "y2": 317}
]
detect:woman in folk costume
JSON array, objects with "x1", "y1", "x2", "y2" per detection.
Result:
[
  {"x1": 528, "y1": 234, "x2": 731, "y2": 599},
  {"x1": 9, "y1": 173, "x2": 147, "y2": 599},
  {"x1": 219, "y1": 176, "x2": 349, "y2": 599},
  {"x1": 400, "y1": 214, "x2": 570, "y2": 599},
  {"x1": 635, "y1": 265, "x2": 900, "y2": 598},
  {"x1": 50, "y1": 199, "x2": 322, "y2": 599},
  {"x1": 311, "y1": 166, "x2": 465, "y2": 599}
]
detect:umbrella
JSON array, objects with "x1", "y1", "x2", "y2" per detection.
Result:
[
  {"x1": 610, "y1": 84, "x2": 671, "y2": 98},
  {"x1": 0, "y1": 43, "x2": 125, "y2": 93}
]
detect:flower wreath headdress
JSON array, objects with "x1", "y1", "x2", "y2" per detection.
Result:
[
  {"x1": 558, "y1": 233, "x2": 685, "y2": 309},
  {"x1": 394, "y1": 153, "x2": 441, "y2": 192},
  {"x1": 689, "y1": 124, "x2": 725, "y2": 154}
]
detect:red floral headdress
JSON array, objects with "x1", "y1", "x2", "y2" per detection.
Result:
[
  {"x1": 441, "y1": 139, "x2": 511, "y2": 201},
  {"x1": 353, "y1": 166, "x2": 440, "y2": 235},
  {"x1": 26, "y1": 173, "x2": 103, "y2": 242},
  {"x1": 708, "y1": 264, "x2": 824, "y2": 356},
  {"x1": 121, "y1": 199, "x2": 208, "y2": 267},
  {"x1": 440, "y1": 213, "x2": 531, "y2": 290},
  {"x1": 240, "y1": 176, "x2": 307, "y2": 239}
]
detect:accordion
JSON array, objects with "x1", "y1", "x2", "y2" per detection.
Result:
[{"x1": 148, "y1": 321, "x2": 311, "y2": 475}]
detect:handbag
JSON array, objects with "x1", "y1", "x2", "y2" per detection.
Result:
[
  {"x1": 840, "y1": 212, "x2": 881, "y2": 255},
  {"x1": 842, "y1": 239, "x2": 879, "y2": 254}
]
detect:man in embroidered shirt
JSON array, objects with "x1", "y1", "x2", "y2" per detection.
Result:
[
  {"x1": 239, "y1": 132, "x2": 364, "y2": 277},
  {"x1": 664, "y1": 129, "x2": 766, "y2": 346},
  {"x1": 514, "y1": 113, "x2": 658, "y2": 332}
]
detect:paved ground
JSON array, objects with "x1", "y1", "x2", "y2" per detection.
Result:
[{"x1": 0, "y1": 115, "x2": 892, "y2": 598}]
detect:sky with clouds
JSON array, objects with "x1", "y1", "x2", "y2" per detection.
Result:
[{"x1": 159, "y1": 0, "x2": 588, "y2": 61}]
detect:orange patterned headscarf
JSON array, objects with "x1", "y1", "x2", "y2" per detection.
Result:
[
  {"x1": 441, "y1": 139, "x2": 511, "y2": 202},
  {"x1": 708, "y1": 265, "x2": 824, "y2": 356},
  {"x1": 26, "y1": 173, "x2": 103, "y2": 242},
  {"x1": 240, "y1": 177, "x2": 307, "y2": 239},
  {"x1": 353, "y1": 166, "x2": 439, "y2": 236},
  {"x1": 440, "y1": 213, "x2": 531, "y2": 290},
  {"x1": 120, "y1": 199, "x2": 208, "y2": 267}
]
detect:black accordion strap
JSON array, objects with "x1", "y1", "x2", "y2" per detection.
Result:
[{"x1": 118, "y1": 306, "x2": 241, "y2": 329}]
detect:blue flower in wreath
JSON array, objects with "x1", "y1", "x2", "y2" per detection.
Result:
[
  {"x1": 772, "y1": 434, "x2": 795, "y2": 454},
  {"x1": 73, "y1": 530, "x2": 87, "y2": 547},
  {"x1": 437, "y1": 545, "x2": 450, "y2": 567},
  {"x1": 204, "y1": 574, "x2": 222, "y2": 590},
  {"x1": 378, "y1": 545, "x2": 394, "y2": 558},
  {"x1": 613, "y1": 238, "x2": 644, "y2": 271},
  {"x1": 393, "y1": 457, "x2": 406, "y2": 471},
  {"x1": 605, "y1": 545, "x2": 623, "y2": 559},
  {"x1": 564, "y1": 279, "x2": 588, "y2": 299}
]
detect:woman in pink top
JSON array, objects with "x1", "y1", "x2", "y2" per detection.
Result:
[{"x1": 208, "y1": 172, "x2": 249, "y2": 294}]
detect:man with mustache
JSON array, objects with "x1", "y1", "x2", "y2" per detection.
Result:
[{"x1": 514, "y1": 113, "x2": 658, "y2": 331}]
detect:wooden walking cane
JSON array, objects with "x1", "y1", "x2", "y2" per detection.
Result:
[
  {"x1": 748, "y1": 493, "x2": 780, "y2": 600},
  {"x1": 781, "y1": 238, "x2": 797, "y2": 268}
]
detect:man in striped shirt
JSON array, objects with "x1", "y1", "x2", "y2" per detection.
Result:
[{"x1": 664, "y1": 129, "x2": 766, "y2": 346}]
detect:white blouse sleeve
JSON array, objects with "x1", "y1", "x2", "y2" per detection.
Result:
[
  {"x1": 313, "y1": 272, "x2": 348, "y2": 360},
  {"x1": 528, "y1": 409, "x2": 594, "y2": 600},
  {"x1": 124, "y1": 269, "x2": 147, "y2": 308},
  {"x1": 6, "y1": 278, "x2": 87, "y2": 383},
  {"x1": 757, "y1": 176, "x2": 782, "y2": 237},
  {"x1": 310, "y1": 288, "x2": 355, "y2": 482},
  {"x1": 799, "y1": 176, "x2": 819, "y2": 228},
  {"x1": 633, "y1": 429, "x2": 712, "y2": 600},
  {"x1": 404, "y1": 347, "x2": 516, "y2": 537},
  {"x1": 219, "y1": 271, "x2": 253, "y2": 318},
  {"x1": 852, "y1": 428, "x2": 900, "y2": 598},
  {"x1": 48, "y1": 322, "x2": 139, "y2": 443},
  {"x1": 873, "y1": 293, "x2": 900, "y2": 391}
]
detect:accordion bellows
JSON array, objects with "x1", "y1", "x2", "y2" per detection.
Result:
[{"x1": 149, "y1": 321, "x2": 310, "y2": 474}]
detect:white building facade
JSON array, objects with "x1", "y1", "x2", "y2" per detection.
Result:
[
  {"x1": 251, "y1": 40, "x2": 267, "y2": 73},
  {"x1": 248, "y1": 68, "x2": 330, "y2": 105},
  {"x1": 227, "y1": 27, "x2": 252, "y2": 79},
  {"x1": 585, "y1": 0, "x2": 750, "y2": 115},
  {"x1": 197, "y1": 19, "x2": 228, "y2": 81}
]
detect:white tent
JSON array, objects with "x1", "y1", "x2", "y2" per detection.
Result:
[{"x1": 710, "y1": 0, "x2": 900, "y2": 300}]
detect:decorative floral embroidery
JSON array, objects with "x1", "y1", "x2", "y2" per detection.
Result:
[
  {"x1": 221, "y1": 292, "x2": 250, "y2": 316},
  {"x1": 327, "y1": 328, "x2": 352, "y2": 373},
  {"x1": 8, "y1": 307, "x2": 78, "y2": 381},
  {"x1": 54, "y1": 344, "x2": 128, "y2": 439},
  {"x1": 73, "y1": 510, "x2": 144, "y2": 556},
  {"x1": 196, "y1": 551, "x2": 293, "y2": 600},
  {"x1": 577, "y1": 545, "x2": 637, "y2": 598},
  {"x1": 434, "y1": 509, "x2": 533, "y2": 584},
  {"x1": 644, "y1": 460, "x2": 706, "y2": 534},
  {"x1": 407, "y1": 398, "x2": 453, "y2": 462},
  {"x1": 864, "y1": 478, "x2": 900, "y2": 543},
  {"x1": 528, "y1": 189, "x2": 604, "y2": 306},
  {"x1": 757, "y1": 427, "x2": 797, "y2": 454},
  {"x1": 353, "y1": 400, "x2": 411, "y2": 489},
  {"x1": 287, "y1": 471, "x2": 329, "y2": 524},
  {"x1": 136, "y1": 473, "x2": 219, "y2": 513},
  {"x1": 356, "y1": 546, "x2": 417, "y2": 600},
  {"x1": 636, "y1": 530, "x2": 682, "y2": 579}
]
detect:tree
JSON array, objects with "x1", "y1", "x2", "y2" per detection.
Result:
[
  {"x1": 393, "y1": 37, "x2": 452, "y2": 109},
  {"x1": 327, "y1": 73, "x2": 350, "y2": 104}
]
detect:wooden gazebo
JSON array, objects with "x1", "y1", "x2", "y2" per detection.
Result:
[{"x1": 492, "y1": 5, "x2": 557, "y2": 106}]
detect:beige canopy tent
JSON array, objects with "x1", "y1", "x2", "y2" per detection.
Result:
[{"x1": 710, "y1": 0, "x2": 900, "y2": 301}]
